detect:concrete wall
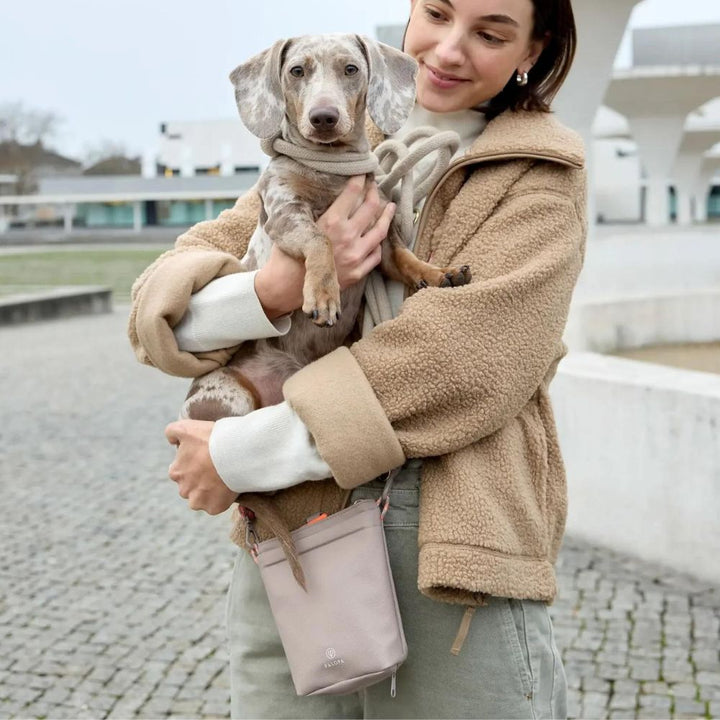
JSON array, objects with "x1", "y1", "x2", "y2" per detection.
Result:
[
  {"x1": 551, "y1": 352, "x2": 720, "y2": 585},
  {"x1": 594, "y1": 138, "x2": 642, "y2": 222},
  {"x1": 555, "y1": 288, "x2": 720, "y2": 583},
  {"x1": 565, "y1": 289, "x2": 720, "y2": 353},
  {"x1": 634, "y1": 24, "x2": 720, "y2": 67}
]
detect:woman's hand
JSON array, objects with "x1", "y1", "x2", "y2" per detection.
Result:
[
  {"x1": 317, "y1": 176, "x2": 396, "y2": 289},
  {"x1": 165, "y1": 419, "x2": 238, "y2": 515},
  {"x1": 254, "y1": 175, "x2": 396, "y2": 319}
]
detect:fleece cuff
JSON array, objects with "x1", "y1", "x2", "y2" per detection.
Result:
[{"x1": 283, "y1": 347, "x2": 406, "y2": 489}]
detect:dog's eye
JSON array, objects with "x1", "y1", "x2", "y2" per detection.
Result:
[
  {"x1": 290, "y1": 66, "x2": 304, "y2": 78},
  {"x1": 345, "y1": 64, "x2": 359, "y2": 76}
]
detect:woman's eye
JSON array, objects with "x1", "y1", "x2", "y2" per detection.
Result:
[
  {"x1": 478, "y1": 32, "x2": 504, "y2": 45},
  {"x1": 290, "y1": 66, "x2": 304, "y2": 78},
  {"x1": 345, "y1": 64, "x2": 359, "y2": 76},
  {"x1": 425, "y1": 8, "x2": 444, "y2": 21}
]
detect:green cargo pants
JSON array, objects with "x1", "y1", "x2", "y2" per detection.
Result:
[{"x1": 227, "y1": 461, "x2": 567, "y2": 719}]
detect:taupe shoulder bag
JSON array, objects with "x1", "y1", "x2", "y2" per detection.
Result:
[{"x1": 243, "y1": 471, "x2": 407, "y2": 697}]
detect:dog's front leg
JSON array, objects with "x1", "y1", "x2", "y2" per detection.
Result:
[
  {"x1": 264, "y1": 197, "x2": 341, "y2": 327},
  {"x1": 380, "y1": 218, "x2": 472, "y2": 289}
]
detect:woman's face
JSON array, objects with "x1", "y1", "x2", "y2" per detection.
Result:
[{"x1": 404, "y1": 0, "x2": 544, "y2": 113}]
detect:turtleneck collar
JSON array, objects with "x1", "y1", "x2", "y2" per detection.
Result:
[{"x1": 392, "y1": 104, "x2": 488, "y2": 155}]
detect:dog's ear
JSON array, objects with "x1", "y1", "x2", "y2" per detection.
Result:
[
  {"x1": 229, "y1": 39, "x2": 292, "y2": 139},
  {"x1": 355, "y1": 36, "x2": 417, "y2": 135}
]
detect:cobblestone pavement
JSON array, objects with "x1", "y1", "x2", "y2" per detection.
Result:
[{"x1": 1, "y1": 308, "x2": 719, "y2": 720}]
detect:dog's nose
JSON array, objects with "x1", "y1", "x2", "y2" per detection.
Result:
[{"x1": 309, "y1": 107, "x2": 339, "y2": 129}]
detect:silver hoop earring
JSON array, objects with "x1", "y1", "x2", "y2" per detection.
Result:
[{"x1": 516, "y1": 71, "x2": 529, "y2": 87}]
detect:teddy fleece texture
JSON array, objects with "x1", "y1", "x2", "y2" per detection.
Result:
[{"x1": 128, "y1": 108, "x2": 586, "y2": 605}]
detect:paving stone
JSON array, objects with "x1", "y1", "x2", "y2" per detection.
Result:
[
  {"x1": 202, "y1": 700, "x2": 231, "y2": 718},
  {"x1": 697, "y1": 671, "x2": 720, "y2": 687},
  {"x1": 609, "y1": 693, "x2": 637, "y2": 710},
  {"x1": 671, "y1": 683, "x2": 700, "y2": 699},
  {"x1": 638, "y1": 693, "x2": 672, "y2": 711},
  {"x1": 673, "y1": 697, "x2": 707, "y2": 716},
  {"x1": 584, "y1": 678, "x2": 613, "y2": 694},
  {"x1": 598, "y1": 664, "x2": 631, "y2": 681},
  {"x1": 630, "y1": 664, "x2": 662, "y2": 682}
]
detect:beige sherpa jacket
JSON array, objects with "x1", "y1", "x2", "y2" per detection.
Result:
[{"x1": 129, "y1": 108, "x2": 586, "y2": 605}]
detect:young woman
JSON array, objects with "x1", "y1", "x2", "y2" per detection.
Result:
[{"x1": 129, "y1": 0, "x2": 585, "y2": 717}]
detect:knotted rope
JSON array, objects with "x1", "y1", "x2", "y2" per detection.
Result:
[{"x1": 262, "y1": 127, "x2": 461, "y2": 328}]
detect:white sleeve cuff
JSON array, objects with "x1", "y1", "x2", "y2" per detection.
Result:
[
  {"x1": 174, "y1": 271, "x2": 291, "y2": 352},
  {"x1": 208, "y1": 401, "x2": 332, "y2": 494}
]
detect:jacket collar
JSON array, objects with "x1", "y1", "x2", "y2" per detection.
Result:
[{"x1": 465, "y1": 109, "x2": 585, "y2": 169}]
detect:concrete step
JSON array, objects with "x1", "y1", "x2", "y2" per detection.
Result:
[{"x1": 0, "y1": 285, "x2": 112, "y2": 325}]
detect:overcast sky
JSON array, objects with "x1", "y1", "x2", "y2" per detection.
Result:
[{"x1": 2, "y1": 0, "x2": 720, "y2": 160}]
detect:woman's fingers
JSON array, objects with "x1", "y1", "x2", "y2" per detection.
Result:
[
  {"x1": 365, "y1": 200, "x2": 396, "y2": 241},
  {"x1": 348, "y1": 180, "x2": 383, "y2": 233},
  {"x1": 327, "y1": 175, "x2": 367, "y2": 219}
]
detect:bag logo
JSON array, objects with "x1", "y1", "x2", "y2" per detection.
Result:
[{"x1": 323, "y1": 647, "x2": 345, "y2": 669}]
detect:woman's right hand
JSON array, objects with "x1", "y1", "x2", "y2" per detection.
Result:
[{"x1": 254, "y1": 176, "x2": 396, "y2": 319}]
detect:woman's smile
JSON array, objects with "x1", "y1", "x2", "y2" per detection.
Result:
[{"x1": 422, "y1": 62, "x2": 469, "y2": 88}]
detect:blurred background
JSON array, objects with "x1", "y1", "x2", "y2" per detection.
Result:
[{"x1": 1, "y1": 2, "x2": 720, "y2": 719}]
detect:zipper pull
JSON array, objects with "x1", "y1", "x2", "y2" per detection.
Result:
[{"x1": 390, "y1": 670, "x2": 397, "y2": 698}]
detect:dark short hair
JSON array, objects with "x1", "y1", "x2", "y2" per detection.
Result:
[
  {"x1": 485, "y1": 0, "x2": 577, "y2": 119},
  {"x1": 401, "y1": 0, "x2": 577, "y2": 120}
]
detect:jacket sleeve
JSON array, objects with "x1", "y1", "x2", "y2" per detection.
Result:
[
  {"x1": 127, "y1": 189, "x2": 262, "y2": 377},
  {"x1": 283, "y1": 184, "x2": 586, "y2": 489}
]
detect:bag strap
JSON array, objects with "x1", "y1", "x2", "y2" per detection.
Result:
[{"x1": 377, "y1": 466, "x2": 402, "y2": 520}]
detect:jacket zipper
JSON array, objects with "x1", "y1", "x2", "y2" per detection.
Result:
[{"x1": 413, "y1": 150, "x2": 584, "y2": 262}]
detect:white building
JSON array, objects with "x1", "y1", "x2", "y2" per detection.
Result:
[{"x1": 157, "y1": 118, "x2": 267, "y2": 177}]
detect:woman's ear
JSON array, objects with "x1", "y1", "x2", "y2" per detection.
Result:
[{"x1": 521, "y1": 34, "x2": 549, "y2": 74}]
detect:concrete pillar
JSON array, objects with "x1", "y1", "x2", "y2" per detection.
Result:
[
  {"x1": 204, "y1": 198, "x2": 213, "y2": 220},
  {"x1": 63, "y1": 204, "x2": 73, "y2": 233},
  {"x1": 553, "y1": 0, "x2": 642, "y2": 232},
  {"x1": 626, "y1": 115, "x2": 686, "y2": 226},
  {"x1": 673, "y1": 132, "x2": 720, "y2": 225},
  {"x1": 220, "y1": 144, "x2": 233, "y2": 176},
  {"x1": 693, "y1": 157, "x2": 720, "y2": 222},
  {"x1": 181, "y1": 146, "x2": 194, "y2": 178},
  {"x1": 141, "y1": 150, "x2": 156, "y2": 179},
  {"x1": 0, "y1": 206, "x2": 8, "y2": 235},
  {"x1": 605, "y1": 68, "x2": 720, "y2": 226},
  {"x1": 133, "y1": 201, "x2": 142, "y2": 233}
]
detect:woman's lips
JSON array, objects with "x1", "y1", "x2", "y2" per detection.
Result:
[{"x1": 424, "y1": 63, "x2": 467, "y2": 89}]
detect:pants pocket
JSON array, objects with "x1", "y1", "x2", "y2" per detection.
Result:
[{"x1": 500, "y1": 599, "x2": 535, "y2": 703}]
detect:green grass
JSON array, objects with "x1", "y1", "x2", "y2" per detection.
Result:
[{"x1": 0, "y1": 249, "x2": 166, "y2": 303}]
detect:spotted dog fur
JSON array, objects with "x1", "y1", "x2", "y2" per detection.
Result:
[{"x1": 182, "y1": 34, "x2": 471, "y2": 426}]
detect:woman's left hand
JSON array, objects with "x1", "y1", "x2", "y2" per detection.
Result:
[{"x1": 165, "y1": 420, "x2": 238, "y2": 515}]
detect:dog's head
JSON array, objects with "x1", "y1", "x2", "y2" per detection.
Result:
[{"x1": 229, "y1": 34, "x2": 417, "y2": 143}]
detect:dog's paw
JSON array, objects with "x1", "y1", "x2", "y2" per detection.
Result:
[
  {"x1": 439, "y1": 265, "x2": 472, "y2": 288},
  {"x1": 302, "y1": 276, "x2": 341, "y2": 327}
]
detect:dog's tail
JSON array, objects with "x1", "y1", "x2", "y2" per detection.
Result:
[{"x1": 236, "y1": 493, "x2": 306, "y2": 589}]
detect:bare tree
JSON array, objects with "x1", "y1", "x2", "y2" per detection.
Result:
[
  {"x1": 0, "y1": 101, "x2": 61, "y2": 145},
  {"x1": 83, "y1": 139, "x2": 129, "y2": 166}
]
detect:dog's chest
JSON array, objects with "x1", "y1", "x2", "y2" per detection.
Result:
[{"x1": 240, "y1": 223, "x2": 272, "y2": 271}]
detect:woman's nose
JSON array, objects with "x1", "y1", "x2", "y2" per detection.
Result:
[{"x1": 434, "y1": 30, "x2": 465, "y2": 66}]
